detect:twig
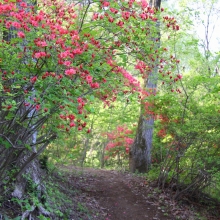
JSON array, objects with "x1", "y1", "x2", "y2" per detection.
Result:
[{"x1": 78, "y1": 1, "x2": 91, "y2": 33}]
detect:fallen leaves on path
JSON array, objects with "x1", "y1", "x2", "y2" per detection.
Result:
[{"x1": 59, "y1": 166, "x2": 219, "y2": 220}]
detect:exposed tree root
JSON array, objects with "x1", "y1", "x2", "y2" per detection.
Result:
[
  {"x1": 21, "y1": 206, "x2": 35, "y2": 220},
  {"x1": 21, "y1": 205, "x2": 52, "y2": 220},
  {"x1": 38, "y1": 206, "x2": 51, "y2": 217}
]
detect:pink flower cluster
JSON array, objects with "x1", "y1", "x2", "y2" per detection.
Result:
[{"x1": 105, "y1": 125, "x2": 134, "y2": 158}]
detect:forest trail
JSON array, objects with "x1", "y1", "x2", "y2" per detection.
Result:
[
  {"x1": 77, "y1": 168, "x2": 170, "y2": 220},
  {"x1": 62, "y1": 166, "x2": 182, "y2": 220}
]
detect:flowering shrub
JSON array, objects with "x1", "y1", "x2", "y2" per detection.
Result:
[
  {"x1": 0, "y1": 0, "x2": 181, "y2": 190},
  {"x1": 0, "y1": 0, "x2": 181, "y2": 138},
  {"x1": 105, "y1": 125, "x2": 134, "y2": 162}
]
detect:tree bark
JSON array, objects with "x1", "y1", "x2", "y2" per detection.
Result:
[{"x1": 129, "y1": 0, "x2": 161, "y2": 173}]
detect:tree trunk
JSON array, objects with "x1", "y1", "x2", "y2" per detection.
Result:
[{"x1": 129, "y1": 0, "x2": 161, "y2": 173}]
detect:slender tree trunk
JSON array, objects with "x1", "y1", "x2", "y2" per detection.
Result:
[
  {"x1": 129, "y1": 0, "x2": 161, "y2": 173},
  {"x1": 100, "y1": 142, "x2": 106, "y2": 168}
]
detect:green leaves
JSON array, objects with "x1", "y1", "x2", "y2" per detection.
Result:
[
  {"x1": 88, "y1": 95, "x2": 95, "y2": 101},
  {"x1": 0, "y1": 137, "x2": 11, "y2": 149}
]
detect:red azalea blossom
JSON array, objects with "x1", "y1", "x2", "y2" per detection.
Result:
[
  {"x1": 17, "y1": 31, "x2": 25, "y2": 38},
  {"x1": 30, "y1": 76, "x2": 37, "y2": 84},
  {"x1": 102, "y1": 1, "x2": 110, "y2": 7},
  {"x1": 65, "y1": 68, "x2": 76, "y2": 76},
  {"x1": 35, "y1": 104, "x2": 40, "y2": 111},
  {"x1": 70, "y1": 122, "x2": 75, "y2": 127}
]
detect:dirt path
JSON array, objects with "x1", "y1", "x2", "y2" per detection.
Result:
[
  {"x1": 82, "y1": 169, "x2": 170, "y2": 220},
  {"x1": 60, "y1": 166, "x2": 219, "y2": 220},
  {"x1": 64, "y1": 166, "x2": 174, "y2": 220}
]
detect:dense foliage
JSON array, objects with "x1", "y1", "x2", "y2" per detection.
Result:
[{"x1": 0, "y1": 0, "x2": 220, "y2": 218}]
